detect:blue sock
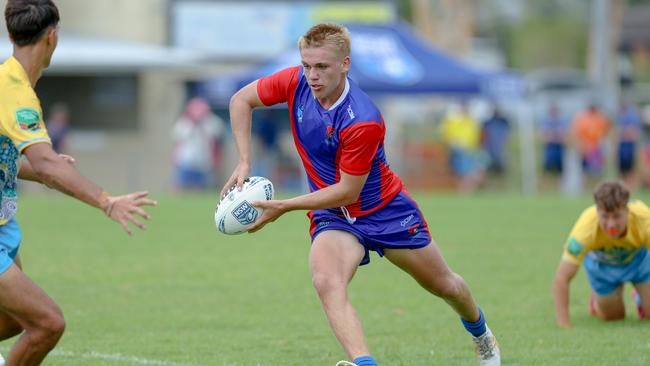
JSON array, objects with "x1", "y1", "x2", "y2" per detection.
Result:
[
  {"x1": 353, "y1": 355, "x2": 378, "y2": 366},
  {"x1": 461, "y1": 307, "x2": 487, "y2": 337}
]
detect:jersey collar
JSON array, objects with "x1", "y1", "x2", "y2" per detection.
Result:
[
  {"x1": 4, "y1": 56, "x2": 31, "y2": 87},
  {"x1": 324, "y1": 78, "x2": 350, "y2": 111}
]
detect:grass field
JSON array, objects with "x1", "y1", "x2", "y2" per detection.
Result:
[{"x1": 1, "y1": 192, "x2": 649, "y2": 366}]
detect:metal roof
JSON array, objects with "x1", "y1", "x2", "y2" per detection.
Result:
[{"x1": 0, "y1": 34, "x2": 204, "y2": 74}]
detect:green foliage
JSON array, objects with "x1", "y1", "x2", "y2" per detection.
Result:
[
  {"x1": 2, "y1": 193, "x2": 649, "y2": 365},
  {"x1": 507, "y1": 15, "x2": 588, "y2": 70}
]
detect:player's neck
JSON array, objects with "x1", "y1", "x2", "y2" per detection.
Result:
[
  {"x1": 317, "y1": 78, "x2": 347, "y2": 110},
  {"x1": 12, "y1": 48, "x2": 45, "y2": 87}
]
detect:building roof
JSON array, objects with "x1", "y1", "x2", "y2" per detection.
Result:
[{"x1": 0, "y1": 34, "x2": 204, "y2": 74}]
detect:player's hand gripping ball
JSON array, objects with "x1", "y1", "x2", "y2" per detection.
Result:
[{"x1": 214, "y1": 176, "x2": 274, "y2": 235}]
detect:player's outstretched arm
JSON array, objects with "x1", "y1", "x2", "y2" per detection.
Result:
[
  {"x1": 22, "y1": 142, "x2": 156, "y2": 235},
  {"x1": 552, "y1": 260, "x2": 579, "y2": 328},
  {"x1": 221, "y1": 80, "x2": 266, "y2": 197},
  {"x1": 248, "y1": 171, "x2": 367, "y2": 233},
  {"x1": 19, "y1": 154, "x2": 75, "y2": 183}
]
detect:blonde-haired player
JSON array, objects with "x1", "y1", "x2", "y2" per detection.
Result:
[{"x1": 224, "y1": 23, "x2": 500, "y2": 366}]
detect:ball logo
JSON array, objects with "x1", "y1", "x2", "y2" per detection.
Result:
[
  {"x1": 232, "y1": 200, "x2": 258, "y2": 225},
  {"x1": 263, "y1": 184, "x2": 273, "y2": 200}
]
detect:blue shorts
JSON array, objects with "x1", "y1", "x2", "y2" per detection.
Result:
[
  {"x1": 308, "y1": 191, "x2": 431, "y2": 266},
  {"x1": 175, "y1": 166, "x2": 211, "y2": 189},
  {"x1": 449, "y1": 148, "x2": 477, "y2": 177},
  {"x1": 0, "y1": 218, "x2": 21, "y2": 274},
  {"x1": 584, "y1": 247, "x2": 650, "y2": 296}
]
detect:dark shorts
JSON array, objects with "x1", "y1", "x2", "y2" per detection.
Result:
[
  {"x1": 618, "y1": 142, "x2": 636, "y2": 174},
  {"x1": 308, "y1": 191, "x2": 431, "y2": 266},
  {"x1": 543, "y1": 143, "x2": 564, "y2": 173}
]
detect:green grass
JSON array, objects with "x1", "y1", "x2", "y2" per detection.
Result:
[{"x1": 2, "y1": 192, "x2": 649, "y2": 365}]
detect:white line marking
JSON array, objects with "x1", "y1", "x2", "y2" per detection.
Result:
[{"x1": 49, "y1": 348, "x2": 207, "y2": 366}]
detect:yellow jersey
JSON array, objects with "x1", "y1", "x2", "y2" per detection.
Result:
[
  {"x1": 562, "y1": 200, "x2": 650, "y2": 266},
  {"x1": 439, "y1": 113, "x2": 480, "y2": 150},
  {"x1": 0, "y1": 56, "x2": 51, "y2": 224}
]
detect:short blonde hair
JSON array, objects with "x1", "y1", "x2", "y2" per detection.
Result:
[{"x1": 298, "y1": 23, "x2": 351, "y2": 58}]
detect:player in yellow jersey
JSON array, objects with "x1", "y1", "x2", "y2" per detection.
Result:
[
  {"x1": 553, "y1": 181, "x2": 650, "y2": 327},
  {"x1": 0, "y1": 1, "x2": 156, "y2": 364}
]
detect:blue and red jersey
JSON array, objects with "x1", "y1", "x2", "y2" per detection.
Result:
[{"x1": 257, "y1": 66, "x2": 403, "y2": 218}]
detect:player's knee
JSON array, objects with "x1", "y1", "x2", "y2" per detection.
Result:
[
  {"x1": 431, "y1": 273, "x2": 464, "y2": 299},
  {"x1": 311, "y1": 272, "x2": 345, "y2": 297},
  {"x1": 31, "y1": 312, "x2": 65, "y2": 348}
]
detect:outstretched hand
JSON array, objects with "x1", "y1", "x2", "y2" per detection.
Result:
[{"x1": 101, "y1": 191, "x2": 157, "y2": 235}]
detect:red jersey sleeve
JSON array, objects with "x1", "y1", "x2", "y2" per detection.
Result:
[
  {"x1": 339, "y1": 122, "x2": 384, "y2": 175},
  {"x1": 257, "y1": 66, "x2": 300, "y2": 106}
]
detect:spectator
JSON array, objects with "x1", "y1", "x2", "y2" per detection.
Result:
[
  {"x1": 540, "y1": 103, "x2": 569, "y2": 175},
  {"x1": 172, "y1": 97, "x2": 225, "y2": 191},
  {"x1": 481, "y1": 107, "x2": 511, "y2": 176},
  {"x1": 616, "y1": 101, "x2": 642, "y2": 187},
  {"x1": 572, "y1": 104, "x2": 610, "y2": 177},
  {"x1": 640, "y1": 104, "x2": 650, "y2": 188},
  {"x1": 439, "y1": 103, "x2": 484, "y2": 192},
  {"x1": 252, "y1": 109, "x2": 279, "y2": 182},
  {"x1": 45, "y1": 102, "x2": 70, "y2": 153}
]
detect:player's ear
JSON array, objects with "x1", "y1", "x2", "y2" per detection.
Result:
[
  {"x1": 341, "y1": 55, "x2": 350, "y2": 73},
  {"x1": 45, "y1": 25, "x2": 58, "y2": 46}
]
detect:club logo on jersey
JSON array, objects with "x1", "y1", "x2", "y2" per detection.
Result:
[
  {"x1": 407, "y1": 223, "x2": 420, "y2": 235},
  {"x1": 326, "y1": 125, "x2": 335, "y2": 139},
  {"x1": 15, "y1": 108, "x2": 42, "y2": 132},
  {"x1": 232, "y1": 201, "x2": 258, "y2": 225},
  {"x1": 297, "y1": 105, "x2": 304, "y2": 123},
  {"x1": 567, "y1": 237, "x2": 584, "y2": 256}
]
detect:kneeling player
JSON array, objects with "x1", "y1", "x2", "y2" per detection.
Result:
[{"x1": 553, "y1": 181, "x2": 650, "y2": 327}]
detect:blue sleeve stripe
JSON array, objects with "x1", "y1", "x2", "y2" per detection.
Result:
[{"x1": 17, "y1": 137, "x2": 51, "y2": 151}]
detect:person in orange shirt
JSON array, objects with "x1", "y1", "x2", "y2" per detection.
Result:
[{"x1": 572, "y1": 104, "x2": 610, "y2": 176}]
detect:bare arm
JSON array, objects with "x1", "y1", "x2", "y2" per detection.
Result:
[
  {"x1": 23, "y1": 142, "x2": 156, "y2": 235},
  {"x1": 17, "y1": 156, "x2": 41, "y2": 183},
  {"x1": 220, "y1": 80, "x2": 266, "y2": 197},
  {"x1": 18, "y1": 154, "x2": 75, "y2": 183},
  {"x1": 247, "y1": 171, "x2": 368, "y2": 233},
  {"x1": 552, "y1": 259, "x2": 580, "y2": 328}
]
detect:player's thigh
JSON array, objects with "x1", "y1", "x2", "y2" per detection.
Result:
[
  {"x1": 595, "y1": 285, "x2": 625, "y2": 318},
  {"x1": 309, "y1": 230, "x2": 365, "y2": 284},
  {"x1": 0, "y1": 254, "x2": 23, "y2": 338},
  {"x1": 0, "y1": 263, "x2": 63, "y2": 331},
  {"x1": 634, "y1": 281, "x2": 650, "y2": 318},
  {"x1": 384, "y1": 240, "x2": 454, "y2": 290}
]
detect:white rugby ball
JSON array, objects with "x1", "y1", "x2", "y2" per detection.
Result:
[{"x1": 215, "y1": 176, "x2": 274, "y2": 235}]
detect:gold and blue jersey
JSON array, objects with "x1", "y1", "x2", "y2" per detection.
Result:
[
  {"x1": 0, "y1": 56, "x2": 51, "y2": 224},
  {"x1": 563, "y1": 200, "x2": 650, "y2": 266}
]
